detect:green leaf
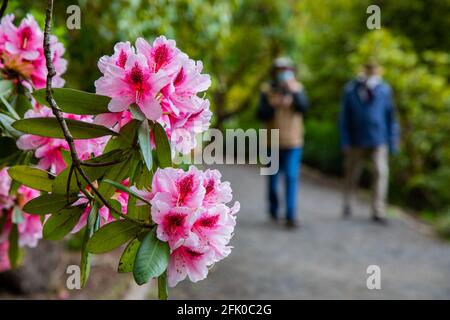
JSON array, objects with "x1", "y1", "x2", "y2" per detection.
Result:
[
  {"x1": 8, "y1": 224, "x2": 20, "y2": 268},
  {"x1": 138, "y1": 120, "x2": 153, "y2": 171},
  {"x1": 0, "y1": 113, "x2": 23, "y2": 138},
  {"x1": 133, "y1": 228, "x2": 170, "y2": 285},
  {"x1": 103, "y1": 179, "x2": 150, "y2": 205},
  {"x1": 12, "y1": 207, "x2": 24, "y2": 224},
  {"x1": 0, "y1": 95, "x2": 20, "y2": 120},
  {"x1": 23, "y1": 193, "x2": 78, "y2": 215},
  {"x1": 80, "y1": 203, "x2": 98, "y2": 287},
  {"x1": 43, "y1": 207, "x2": 84, "y2": 240},
  {"x1": 13, "y1": 93, "x2": 32, "y2": 118},
  {"x1": 127, "y1": 197, "x2": 150, "y2": 222},
  {"x1": 128, "y1": 150, "x2": 153, "y2": 189},
  {"x1": 0, "y1": 79, "x2": 13, "y2": 96},
  {"x1": 32, "y1": 88, "x2": 110, "y2": 115},
  {"x1": 135, "y1": 164, "x2": 153, "y2": 189},
  {"x1": 129, "y1": 104, "x2": 146, "y2": 121},
  {"x1": 158, "y1": 270, "x2": 169, "y2": 300},
  {"x1": 152, "y1": 122, "x2": 172, "y2": 168},
  {"x1": 97, "y1": 155, "x2": 132, "y2": 199},
  {"x1": 8, "y1": 165, "x2": 55, "y2": 192},
  {"x1": 103, "y1": 119, "x2": 140, "y2": 153},
  {"x1": 118, "y1": 238, "x2": 140, "y2": 273},
  {"x1": 128, "y1": 151, "x2": 141, "y2": 184},
  {"x1": 52, "y1": 166, "x2": 78, "y2": 195},
  {"x1": 12, "y1": 117, "x2": 118, "y2": 139},
  {"x1": 87, "y1": 220, "x2": 142, "y2": 254}
]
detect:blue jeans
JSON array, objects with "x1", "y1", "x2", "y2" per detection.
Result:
[{"x1": 268, "y1": 147, "x2": 303, "y2": 221}]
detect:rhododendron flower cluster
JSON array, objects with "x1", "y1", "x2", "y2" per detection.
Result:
[
  {"x1": 144, "y1": 166, "x2": 239, "y2": 287},
  {"x1": 16, "y1": 104, "x2": 108, "y2": 174},
  {"x1": 0, "y1": 14, "x2": 66, "y2": 89},
  {"x1": 0, "y1": 168, "x2": 41, "y2": 271},
  {"x1": 0, "y1": 21, "x2": 240, "y2": 295},
  {"x1": 94, "y1": 36, "x2": 212, "y2": 154}
]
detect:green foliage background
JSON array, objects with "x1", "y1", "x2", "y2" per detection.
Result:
[{"x1": 9, "y1": 0, "x2": 450, "y2": 217}]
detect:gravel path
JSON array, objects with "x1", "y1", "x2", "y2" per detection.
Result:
[{"x1": 171, "y1": 165, "x2": 450, "y2": 299}]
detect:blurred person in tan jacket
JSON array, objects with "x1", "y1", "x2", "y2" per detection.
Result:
[{"x1": 257, "y1": 57, "x2": 309, "y2": 229}]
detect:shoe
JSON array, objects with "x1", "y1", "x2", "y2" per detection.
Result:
[
  {"x1": 269, "y1": 213, "x2": 278, "y2": 222},
  {"x1": 372, "y1": 215, "x2": 388, "y2": 225},
  {"x1": 342, "y1": 206, "x2": 352, "y2": 219},
  {"x1": 285, "y1": 219, "x2": 299, "y2": 229}
]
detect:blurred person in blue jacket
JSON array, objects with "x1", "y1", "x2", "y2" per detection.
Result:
[
  {"x1": 339, "y1": 60, "x2": 399, "y2": 224},
  {"x1": 257, "y1": 57, "x2": 309, "y2": 229}
]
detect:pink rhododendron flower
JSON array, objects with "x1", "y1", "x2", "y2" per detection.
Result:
[
  {"x1": 0, "y1": 14, "x2": 66, "y2": 89},
  {"x1": 0, "y1": 171, "x2": 42, "y2": 247},
  {"x1": 16, "y1": 105, "x2": 107, "y2": 174},
  {"x1": 164, "y1": 58, "x2": 211, "y2": 113},
  {"x1": 191, "y1": 204, "x2": 235, "y2": 262},
  {"x1": 0, "y1": 168, "x2": 42, "y2": 272},
  {"x1": 141, "y1": 166, "x2": 239, "y2": 287},
  {"x1": 151, "y1": 166, "x2": 205, "y2": 208},
  {"x1": 167, "y1": 99, "x2": 212, "y2": 154},
  {"x1": 94, "y1": 110, "x2": 133, "y2": 130},
  {"x1": 202, "y1": 169, "x2": 233, "y2": 206},
  {"x1": 3, "y1": 14, "x2": 43, "y2": 61},
  {"x1": 136, "y1": 36, "x2": 184, "y2": 75},
  {"x1": 151, "y1": 202, "x2": 198, "y2": 250},
  {"x1": 167, "y1": 245, "x2": 214, "y2": 287},
  {"x1": 94, "y1": 36, "x2": 212, "y2": 155},
  {"x1": 95, "y1": 52, "x2": 170, "y2": 120},
  {"x1": 0, "y1": 166, "x2": 14, "y2": 210},
  {"x1": 30, "y1": 35, "x2": 67, "y2": 89},
  {"x1": 98, "y1": 41, "x2": 134, "y2": 73}
]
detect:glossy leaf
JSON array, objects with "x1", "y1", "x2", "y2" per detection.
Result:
[
  {"x1": 158, "y1": 271, "x2": 169, "y2": 300},
  {"x1": 129, "y1": 104, "x2": 146, "y2": 121},
  {"x1": 152, "y1": 122, "x2": 172, "y2": 168},
  {"x1": 43, "y1": 207, "x2": 84, "y2": 240},
  {"x1": 127, "y1": 197, "x2": 150, "y2": 222},
  {"x1": 138, "y1": 120, "x2": 153, "y2": 171},
  {"x1": 133, "y1": 229, "x2": 170, "y2": 285},
  {"x1": 0, "y1": 113, "x2": 23, "y2": 138},
  {"x1": 87, "y1": 220, "x2": 142, "y2": 254},
  {"x1": 13, "y1": 93, "x2": 32, "y2": 118},
  {"x1": 12, "y1": 207, "x2": 24, "y2": 224},
  {"x1": 32, "y1": 88, "x2": 110, "y2": 115},
  {"x1": 8, "y1": 224, "x2": 20, "y2": 268},
  {"x1": 97, "y1": 155, "x2": 132, "y2": 199},
  {"x1": 80, "y1": 203, "x2": 99, "y2": 287},
  {"x1": 118, "y1": 238, "x2": 140, "y2": 273},
  {"x1": 12, "y1": 117, "x2": 118, "y2": 139},
  {"x1": 23, "y1": 193, "x2": 78, "y2": 215},
  {"x1": 103, "y1": 120, "x2": 140, "y2": 153},
  {"x1": 0, "y1": 79, "x2": 12, "y2": 96},
  {"x1": 8, "y1": 165, "x2": 55, "y2": 192}
]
